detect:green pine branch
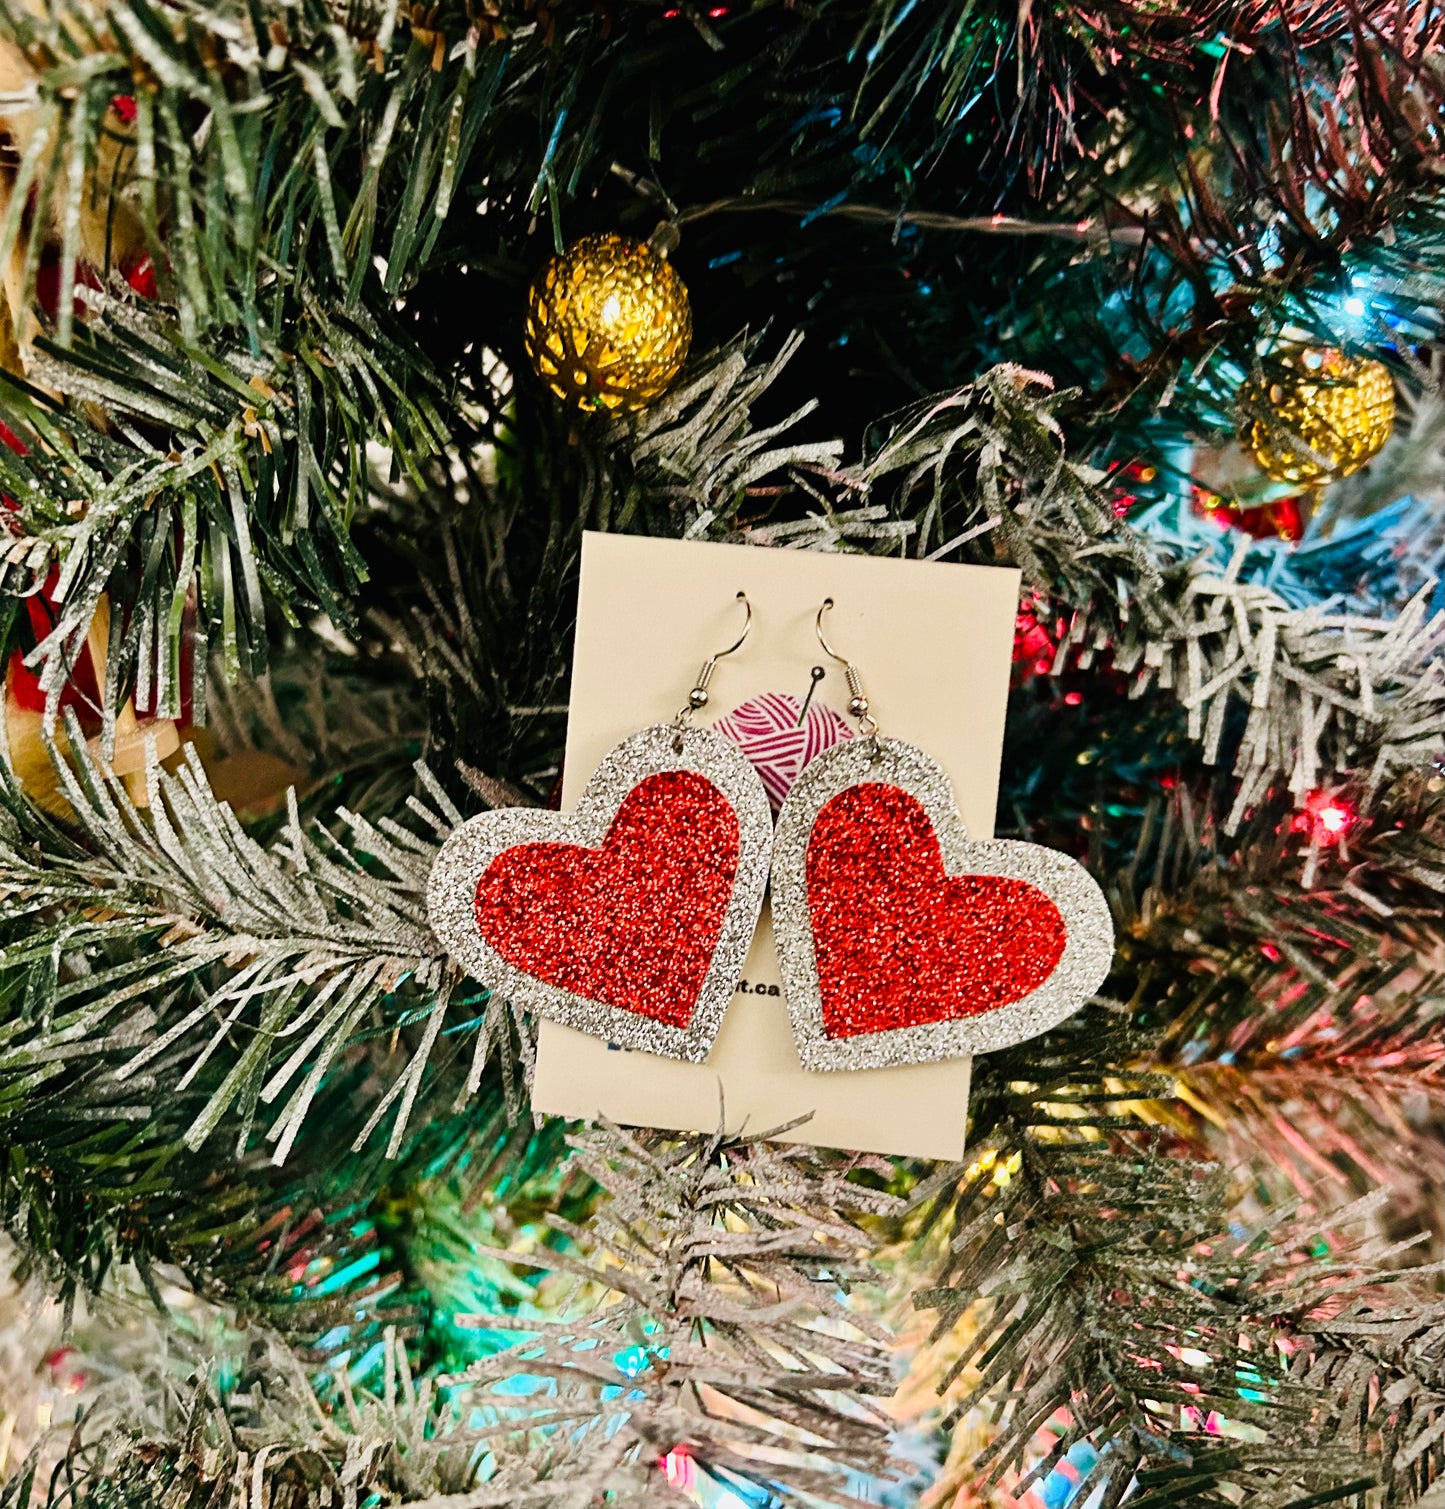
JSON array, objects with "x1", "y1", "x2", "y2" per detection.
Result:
[{"x1": 912, "y1": 1031, "x2": 1440, "y2": 1508}]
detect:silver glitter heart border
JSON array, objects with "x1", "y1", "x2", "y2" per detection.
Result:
[
  {"x1": 426, "y1": 723, "x2": 772, "y2": 1063},
  {"x1": 772, "y1": 736, "x2": 1115, "y2": 1072}
]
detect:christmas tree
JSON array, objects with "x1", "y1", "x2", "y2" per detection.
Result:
[{"x1": 0, "y1": 3, "x2": 1440, "y2": 1506}]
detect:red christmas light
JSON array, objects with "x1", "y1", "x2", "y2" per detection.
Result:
[
  {"x1": 1108, "y1": 458, "x2": 1157, "y2": 517},
  {"x1": 1318, "y1": 804, "x2": 1351, "y2": 835},
  {"x1": 659, "y1": 1446, "x2": 696, "y2": 1491},
  {"x1": 44, "y1": 1345, "x2": 88, "y2": 1395},
  {"x1": 122, "y1": 254, "x2": 158, "y2": 300},
  {"x1": 1293, "y1": 790, "x2": 1356, "y2": 844}
]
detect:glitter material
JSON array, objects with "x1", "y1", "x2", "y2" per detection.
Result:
[
  {"x1": 474, "y1": 771, "x2": 739, "y2": 1029},
  {"x1": 428, "y1": 724, "x2": 771, "y2": 1062},
  {"x1": 772, "y1": 737, "x2": 1115, "y2": 1071},
  {"x1": 523, "y1": 234, "x2": 692, "y2": 413},
  {"x1": 807, "y1": 784, "x2": 1069, "y2": 1036},
  {"x1": 713, "y1": 691, "x2": 853, "y2": 810},
  {"x1": 1237, "y1": 346, "x2": 1395, "y2": 487}
]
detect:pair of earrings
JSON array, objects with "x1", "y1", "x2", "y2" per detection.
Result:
[{"x1": 428, "y1": 594, "x2": 1113, "y2": 1072}]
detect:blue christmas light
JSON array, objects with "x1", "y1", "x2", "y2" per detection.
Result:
[
  {"x1": 1040, "y1": 1441, "x2": 1101, "y2": 1509},
  {"x1": 613, "y1": 1344, "x2": 650, "y2": 1378}
]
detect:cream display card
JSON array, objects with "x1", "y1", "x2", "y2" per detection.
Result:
[{"x1": 531, "y1": 533, "x2": 1021, "y2": 1160}]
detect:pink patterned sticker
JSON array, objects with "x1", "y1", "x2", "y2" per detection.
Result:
[{"x1": 714, "y1": 692, "x2": 853, "y2": 812}]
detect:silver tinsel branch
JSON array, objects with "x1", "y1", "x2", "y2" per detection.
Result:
[
  {"x1": 909, "y1": 1061, "x2": 1443, "y2": 1507},
  {"x1": 0, "y1": 731, "x2": 463, "y2": 1164},
  {"x1": 441, "y1": 1121, "x2": 906, "y2": 1507},
  {"x1": 0, "y1": 1116, "x2": 917, "y2": 1509},
  {"x1": 0, "y1": 1260, "x2": 496, "y2": 1509},
  {"x1": 850, "y1": 370, "x2": 1445, "y2": 817}
]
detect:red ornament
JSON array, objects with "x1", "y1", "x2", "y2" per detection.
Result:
[
  {"x1": 3, "y1": 566, "x2": 196, "y2": 729},
  {"x1": 121, "y1": 254, "x2": 158, "y2": 300},
  {"x1": 1013, "y1": 592, "x2": 1058, "y2": 678},
  {"x1": 35, "y1": 250, "x2": 103, "y2": 324},
  {"x1": 5, "y1": 569, "x2": 102, "y2": 723},
  {"x1": 35, "y1": 244, "x2": 156, "y2": 323},
  {"x1": 3, "y1": 417, "x2": 102, "y2": 722},
  {"x1": 1194, "y1": 487, "x2": 1306, "y2": 542},
  {"x1": 0, "y1": 426, "x2": 91, "y2": 719},
  {"x1": 473, "y1": 771, "x2": 739, "y2": 1028},
  {"x1": 804, "y1": 784, "x2": 1068, "y2": 1039}
]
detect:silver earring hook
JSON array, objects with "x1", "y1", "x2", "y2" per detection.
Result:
[
  {"x1": 675, "y1": 591, "x2": 751, "y2": 742},
  {"x1": 714, "y1": 590, "x2": 752, "y2": 659},
  {"x1": 815, "y1": 597, "x2": 847, "y2": 667},
  {"x1": 817, "y1": 598, "x2": 880, "y2": 747}
]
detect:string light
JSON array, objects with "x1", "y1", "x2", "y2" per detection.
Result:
[
  {"x1": 1293, "y1": 791, "x2": 1357, "y2": 844},
  {"x1": 1040, "y1": 1440, "x2": 1101, "y2": 1509},
  {"x1": 1318, "y1": 805, "x2": 1350, "y2": 835},
  {"x1": 660, "y1": 1446, "x2": 697, "y2": 1492}
]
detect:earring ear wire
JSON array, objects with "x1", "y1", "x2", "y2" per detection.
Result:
[
  {"x1": 816, "y1": 598, "x2": 879, "y2": 751},
  {"x1": 674, "y1": 591, "x2": 751, "y2": 741}
]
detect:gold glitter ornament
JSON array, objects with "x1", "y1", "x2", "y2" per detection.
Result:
[
  {"x1": 523, "y1": 233, "x2": 692, "y2": 412},
  {"x1": 1236, "y1": 346, "x2": 1395, "y2": 487}
]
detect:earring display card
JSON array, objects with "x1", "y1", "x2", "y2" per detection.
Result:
[{"x1": 531, "y1": 532, "x2": 1021, "y2": 1160}]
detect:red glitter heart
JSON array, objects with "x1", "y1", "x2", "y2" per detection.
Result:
[
  {"x1": 473, "y1": 770, "x2": 740, "y2": 1029},
  {"x1": 806, "y1": 784, "x2": 1068, "y2": 1039}
]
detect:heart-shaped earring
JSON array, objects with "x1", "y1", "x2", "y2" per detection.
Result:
[
  {"x1": 772, "y1": 600, "x2": 1115, "y2": 1072},
  {"x1": 427, "y1": 594, "x2": 771, "y2": 1063}
]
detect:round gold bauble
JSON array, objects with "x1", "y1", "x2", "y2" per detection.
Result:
[
  {"x1": 1236, "y1": 346, "x2": 1395, "y2": 487},
  {"x1": 523, "y1": 233, "x2": 692, "y2": 413}
]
